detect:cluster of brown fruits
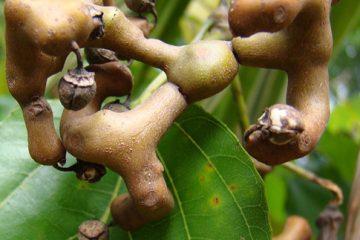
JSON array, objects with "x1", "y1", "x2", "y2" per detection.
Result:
[{"x1": 4, "y1": 0, "x2": 337, "y2": 236}]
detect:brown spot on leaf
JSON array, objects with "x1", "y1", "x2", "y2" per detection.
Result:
[
  {"x1": 206, "y1": 163, "x2": 214, "y2": 172},
  {"x1": 229, "y1": 184, "x2": 237, "y2": 192},
  {"x1": 211, "y1": 196, "x2": 221, "y2": 207}
]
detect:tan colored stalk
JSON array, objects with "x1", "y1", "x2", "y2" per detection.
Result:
[
  {"x1": 61, "y1": 83, "x2": 187, "y2": 230},
  {"x1": 273, "y1": 216, "x2": 312, "y2": 240},
  {"x1": 88, "y1": 6, "x2": 239, "y2": 102},
  {"x1": 229, "y1": 0, "x2": 336, "y2": 165},
  {"x1": 4, "y1": 0, "x2": 167, "y2": 164},
  {"x1": 4, "y1": 0, "x2": 104, "y2": 164}
]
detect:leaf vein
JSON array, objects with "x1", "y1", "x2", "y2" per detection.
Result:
[
  {"x1": 0, "y1": 165, "x2": 41, "y2": 209},
  {"x1": 174, "y1": 122, "x2": 254, "y2": 240},
  {"x1": 157, "y1": 150, "x2": 192, "y2": 240},
  {"x1": 177, "y1": 116, "x2": 238, "y2": 144},
  {"x1": 100, "y1": 176, "x2": 123, "y2": 223}
]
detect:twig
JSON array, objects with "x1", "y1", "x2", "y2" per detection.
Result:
[
  {"x1": 130, "y1": 71, "x2": 166, "y2": 107},
  {"x1": 282, "y1": 162, "x2": 343, "y2": 206},
  {"x1": 71, "y1": 41, "x2": 83, "y2": 69},
  {"x1": 191, "y1": 18, "x2": 215, "y2": 43},
  {"x1": 230, "y1": 76, "x2": 250, "y2": 135},
  {"x1": 230, "y1": 61, "x2": 343, "y2": 204},
  {"x1": 282, "y1": 162, "x2": 344, "y2": 240},
  {"x1": 229, "y1": 74, "x2": 273, "y2": 176}
]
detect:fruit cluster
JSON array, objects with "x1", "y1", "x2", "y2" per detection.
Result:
[{"x1": 4, "y1": 0, "x2": 337, "y2": 232}]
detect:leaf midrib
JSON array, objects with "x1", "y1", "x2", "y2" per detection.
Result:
[{"x1": 173, "y1": 122, "x2": 254, "y2": 240}]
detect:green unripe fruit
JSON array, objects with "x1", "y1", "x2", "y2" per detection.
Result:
[{"x1": 167, "y1": 40, "x2": 239, "y2": 102}]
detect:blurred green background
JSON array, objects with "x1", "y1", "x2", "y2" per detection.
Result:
[{"x1": 0, "y1": 0, "x2": 360, "y2": 239}]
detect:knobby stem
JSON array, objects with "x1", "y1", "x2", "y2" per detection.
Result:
[
  {"x1": 132, "y1": 18, "x2": 216, "y2": 107},
  {"x1": 231, "y1": 65, "x2": 343, "y2": 205}
]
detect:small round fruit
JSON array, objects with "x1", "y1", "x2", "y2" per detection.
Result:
[
  {"x1": 58, "y1": 68, "x2": 96, "y2": 111},
  {"x1": 78, "y1": 220, "x2": 109, "y2": 240}
]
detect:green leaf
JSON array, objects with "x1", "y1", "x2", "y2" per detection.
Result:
[
  {"x1": 317, "y1": 131, "x2": 358, "y2": 182},
  {"x1": 0, "y1": 102, "x2": 270, "y2": 239},
  {"x1": 331, "y1": 1, "x2": 360, "y2": 60},
  {"x1": 152, "y1": 0, "x2": 192, "y2": 42},
  {"x1": 0, "y1": 102, "x2": 122, "y2": 240},
  {"x1": 0, "y1": 96, "x2": 16, "y2": 120},
  {"x1": 317, "y1": 96, "x2": 360, "y2": 181},
  {"x1": 264, "y1": 168, "x2": 287, "y2": 235},
  {"x1": 327, "y1": 96, "x2": 360, "y2": 142}
]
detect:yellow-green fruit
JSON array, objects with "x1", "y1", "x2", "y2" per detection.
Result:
[{"x1": 167, "y1": 40, "x2": 239, "y2": 102}]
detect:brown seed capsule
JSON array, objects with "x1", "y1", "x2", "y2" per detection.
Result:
[
  {"x1": 58, "y1": 68, "x2": 96, "y2": 111},
  {"x1": 316, "y1": 205, "x2": 343, "y2": 240},
  {"x1": 85, "y1": 48, "x2": 119, "y2": 64},
  {"x1": 54, "y1": 159, "x2": 106, "y2": 183},
  {"x1": 78, "y1": 220, "x2": 109, "y2": 240},
  {"x1": 75, "y1": 160, "x2": 106, "y2": 183},
  {"x1": 125, "y1": 0, "x2": 156, "y2": 14},
  {"x1": 244, "y1": 104, "x2": 305, "y2": 165},
  {"x1": 125, "y1": 0, "x2": 157, "y2": 23}
]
